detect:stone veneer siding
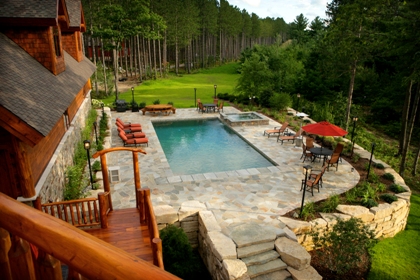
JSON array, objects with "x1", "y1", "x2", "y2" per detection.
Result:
[{"x1": 29, "y1": 92, "x2": 93, "y2": 203}]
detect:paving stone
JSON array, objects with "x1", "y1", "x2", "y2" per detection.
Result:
[
  {"x1": 278, "y1": 217, "x2": 311, "y2": 235},
  {"x1": 241, "y1": 250, "x2": 280, "y2": 266},
  {"x1": 237, "y1": 242, "x2": 275, "y2": 259},
  {"x1": 229, "y1": 223, "x2": 277, "y2": 248},
  {"x1": 153, "y1": 205, "x2": 178, "y2": 224},
  {"x1": 251, "y1": 269, "x2": 292, "y2": 280},
  {"x1": 207, "y1": 231, "x2": 237, "y2": 261},
  {"x1": 247, "y1": 259, "x2": 287, "y2": 278}
]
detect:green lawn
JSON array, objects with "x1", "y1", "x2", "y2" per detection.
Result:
[
  {"x1": 100, "y1": 63, "x2": 240, "y2": 108},
  {"x1": 368, "y1": 194, "x2": 420, "y2": 280}
]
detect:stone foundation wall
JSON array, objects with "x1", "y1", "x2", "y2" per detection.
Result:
[{"x1": 34, "y1": 93, "x2": 93, "y2": 203}]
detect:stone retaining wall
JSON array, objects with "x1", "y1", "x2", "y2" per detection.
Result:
[{"x1": 155, "y1": 201, "x2": 322, "y2": 280}]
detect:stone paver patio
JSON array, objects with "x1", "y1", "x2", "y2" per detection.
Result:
[{"x1": 106, "y1": 107, "x2": 359, "y2": 231}]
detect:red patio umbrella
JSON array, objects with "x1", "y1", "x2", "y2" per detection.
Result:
[{"x1": 302, "y1": 121, "x2": 347, "y2": 137}]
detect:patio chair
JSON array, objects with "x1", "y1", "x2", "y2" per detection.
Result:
[
  {"x1": 301, "y1": 143, "x2": 315, "y2": 163},
  {"x1": 325, "y1": 152, "x2": 340, "y2": 171},
  {"x1": 216, "y1": 101, "x2": 224, "y2": 112},
  {"x1": 309, "y1": 164, "x2": 328, "y2": 188},
  {"x1": 117, "y1": 127, "x2": 146, "y2": 139},
  {"x1": 118, "y1": 132, "x2": 148, "y2": 147},
  {"x1": 277, "y1": 129, "x2": 301, "y2": 144},
  {"x1": 306, "y1": 137, "x2": 314, "y2": 150},
  {"x1": 263, "y1": 122, "x2": 289, "y2": 138},
  {"x1": 301, "y1": 170, "x2": 322, "y2": 196},
  {"x1": 332, "y1": 143, "x2": 344, "y2": 162},
  {"x1": 196, "y1": 99, "x2": 201, "y2": 110},
  {"x1": 116, "y1": 117, "x2": 141, "y2": 128},
  {"x1": 198, "y1": 102, "x2": 206, "y2": 113},
  {"x1": 115, "y1": 121, "x2": 142, "y2": 133}
]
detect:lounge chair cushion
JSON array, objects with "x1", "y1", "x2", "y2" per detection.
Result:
[
  {"x1": 116, "y1": 122, "x2": 142, "y2": 132},
  {"x1": 116, "y1": 118, "x2": 141, "y2": 128},
  {"x1": 119, "y1": 132, "x2": 148, "y2": 146}
]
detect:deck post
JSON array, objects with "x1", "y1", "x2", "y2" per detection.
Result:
[{"x1": 0, "y1": 228, "x2": 13, "y2": 280}]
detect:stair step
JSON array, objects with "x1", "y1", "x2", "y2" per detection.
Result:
[
  {"x1": 237, "y1": 241, "x2": 274, "y2": 258},
  {"x1": 251, "y1": 269, "x2": 292, "y2": 280},
  {"x1": 242, "y1": 250, "x2": 280, "y2": 266},
  {"x1": 247, "y1": 259, "x2": 287, "y2": 278}
]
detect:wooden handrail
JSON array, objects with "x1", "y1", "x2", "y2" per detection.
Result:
[
  {"x1": 137, "y1": 188, "x2": 164, "y2": 269},
  {"x1": 0, "y1": 192, "x2": 180, "y2": 279}
]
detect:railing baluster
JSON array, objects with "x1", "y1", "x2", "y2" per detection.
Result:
[
  {"x1": 51, "y1": 205, "x2": 56, "y2": 217},
  {"x1": 75, "y1": 203, "x2": 82, "y2": 226},
  {"x1": 81, "y1": 202, "x2": 87, "y2": 225},
  {"x1": 93, "y1": 200, "x2": 99, "y2": 222},
  {"x1": 0, "y1": 228, "x2": 13, "y2": 280},
  {"x1": 70, "y1": 203, "x2": 76, "y2": 226},
  {"x1": 63, "y1": 204, "x2": 69, "y2": 224},
  {"x1": 8, "y1": 235, "x2": 36, "y2": 280},
  {"x1": 87, "y1": 201, "x2": 93, "y2": 223},
  {"x1": 56, "y1": 205, "x2": 62, "y2": 220},
  {"x1": 35, "y1": 249, "x2": 62, "y2": 280}
]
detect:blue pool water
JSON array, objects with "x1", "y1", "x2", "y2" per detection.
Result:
[{"x1": 153, "y1": 119, "x2": 275, "y2": 175}]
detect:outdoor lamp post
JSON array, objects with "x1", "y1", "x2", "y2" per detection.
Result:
[
  {"x1": 367, "y1": 143, "x2": 376, "y2": 180},
  {"x1": 93, "y1": 121, "x2": 98, "y2": 145},
  {"x1": 83, "y1": 140, "x2": 94, "y2": 189},
  {"x1": 131, "y1": 87, "x2": 134, "y2": 103},
  {"x1": 194, "y1": 88, "x2": 197, "y2": 108},
  {"x1": 297, "y1": 93, "x2": 301, "y2": 112},
  {"x1": 300, "y1": 165, "x2": 312, "y2": 218},
  {"x1": 351, "y1": 116, "x2": 358, "y2": 157},
  {"x1": 214, "y1": 84, "x2": 217, "y2": 99}
]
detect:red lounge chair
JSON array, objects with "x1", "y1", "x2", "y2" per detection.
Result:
[
  {"x1": 116, "y1": 121, "x2": 142, "y2": 132},
  {"x1": 118, "y1": 132, "x2": 148, "y2": 147},
  {"x1": 117, "y1": 127, "x2": 146, "y2": 138},
  {"x1": 116, "y1": 117, "x2": 141, "y2": 128}
]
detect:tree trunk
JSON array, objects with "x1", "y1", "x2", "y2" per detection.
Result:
[
  {"x1": 401, "y1": 82, "x2": 420, "y2": 176},
  {"x1": 398, "y1": 80, "x2": 413, "y2": 155},
  {"x1": 153, "y1": 38, "x2": 157, "y2": 79},
  {"x1": 101, "y1": 38, "x2": 108, "y2": 96},
  {"x1": 345, "y1": 60, "x2": 357, "y2": 131},
  {"x1": 158, "y1": 32, "x2": 162, "y2": 78},
  {"x1": 113, "y1": 42, "x2": 119, "y2": 101},
  {"x1": 137, "y1": 35, "x2": 142, "y2": 82},
  {"x1": 413, "y1": 145, "x2": 420, "y2": 176}
]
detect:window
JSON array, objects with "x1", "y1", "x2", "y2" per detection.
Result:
[
  {"x1": 53, "y1": 26, "x2": 61, "y2": 57},
  {"x1": 63, "y1": 111, "x2": 70, "y2": 129}
]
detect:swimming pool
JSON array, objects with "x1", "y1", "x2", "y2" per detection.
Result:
[
  {"x1": 153, "y1": 119, "x2": 276, "y2": 175},
  {"x1": 220, "y1": 112, "x2": 269, "y2": 126}
]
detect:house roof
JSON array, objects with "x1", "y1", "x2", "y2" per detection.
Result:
[
  {"x1": 0, "y1": 32, "x2": 95, "y2": 137},
  {"x1": 0, "y1": 0, "x2": 58, "y2": 19},
  {"x1": 66, "y1": 0, "x2": 81, "y2": 28}
]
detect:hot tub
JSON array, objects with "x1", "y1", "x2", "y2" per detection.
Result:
[{"x1": 220, "y1": 112, "x2": 269, "y2": 126}]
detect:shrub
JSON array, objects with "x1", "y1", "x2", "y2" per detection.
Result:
[
  {"x1": 352, "y1": 152, "x2": 361, "y2": 163},
  {"x1": 301, "y1": 202, "x2": 316, "y2": 221},
  {"x1": 363, "y1": 198, "x2": 378, "y2": 208},
  {"x1": 167, "y1": 101, "x2": 174, "y2": 106},
  {"x1": 374, "y1": 162, "x2": 385, "y2": 169},
  {"x1": 92, "y1": 160, "x2": 101, "y2": 172},
  {"x1": 368, "y1": 171, "x2": 380, "y2": 184},
  {"x1": 320, "y1": 195, "x2": 340, "y2": 213},
  {"x1": 376, "y1": 183, "x2": 387, "y2": 193},
  {"x1": 269, "y1": 92, "x2": 292, "y2": 111},
  {"x1": 139, "y1": 102, "x2": 146, "y2": 109},
  {"x1": 160, "y1": 225, "x2": 209, "y2": 279},
  {"x1": 382, "y1": 172, "x2": 395, "y2": 182},
  {"x1": 380, "y1": 193, "x2": 398, "y2": 203},
  {"x1": 64, "y1": 166, "x2": 85, "y2": 200},
  {"x1": 311, "y1": 218, "x2": 376, "y2": 276},
  {"x1": 389, "y1": 183, "x2": 406, "y2": 194},
  {"x1": 345, "y1": 188, "x2": 358, "y2": 203},
  {"x1": 153, "y1": 99, "x2": 160, "y2": 104}
]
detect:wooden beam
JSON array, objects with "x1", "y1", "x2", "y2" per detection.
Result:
[
  {"x1": 0, "y1": 106, "x2": 43, "y2": 147},
  {"x1": 11, "y1": 138, "x2": 35, "y2": 198}
]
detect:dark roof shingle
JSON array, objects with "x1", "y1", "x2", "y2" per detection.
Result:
[
  {"x1": 0, "y1": 32, "x2": 96, "y2": 136},
  {"x1": 0, "y1": 0, "x2": 58, "y2": 19}
]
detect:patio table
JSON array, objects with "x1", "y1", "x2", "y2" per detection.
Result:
[{"x1": 310, "y1": 147, "x2": 333, "y2": 163}]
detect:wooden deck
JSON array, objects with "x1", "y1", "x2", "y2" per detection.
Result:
[{"x1": 84, "y1": 208, "x2": 154, "y2": 263}]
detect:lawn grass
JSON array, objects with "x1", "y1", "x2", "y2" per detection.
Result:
[
  {"x1": 100, "y1": 63, "x2": 240, "y2": 108},
  {"x1": 368, "y1": 194, "x2": 420, "y2": 280}
]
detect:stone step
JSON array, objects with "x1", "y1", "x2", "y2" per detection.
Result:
[
  {"x1": 247, "y1": 258, "x2": 287, "y2": 279},
  {"x1": 252, "y1": 269, "x2": 292, "y2": 280},
  {"x1": 237, "y1": 241, "x2": 274, "y2": 259},
  {"x1": 242, "y1": 250, "x2": 280, "y2": 267}
]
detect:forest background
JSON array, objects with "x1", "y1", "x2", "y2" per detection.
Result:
[{"x1": 82, "y1": 0, "x2": 420, "y2": 192}]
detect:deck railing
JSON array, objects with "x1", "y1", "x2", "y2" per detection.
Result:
[
  {"x1": 0, "y1": 192, "x2": 180, "y2": 280},
  {"x1": 137, "y1": 188, "x2": 164, "y2": 268}
]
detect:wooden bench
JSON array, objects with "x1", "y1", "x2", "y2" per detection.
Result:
[{"x1": 141, "y1": 105, "x2": 176, "y2": 115}]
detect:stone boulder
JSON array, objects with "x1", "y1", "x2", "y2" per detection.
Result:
[{"x1": 275, "y1": 237, "x2": 310, "y2": 271}]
